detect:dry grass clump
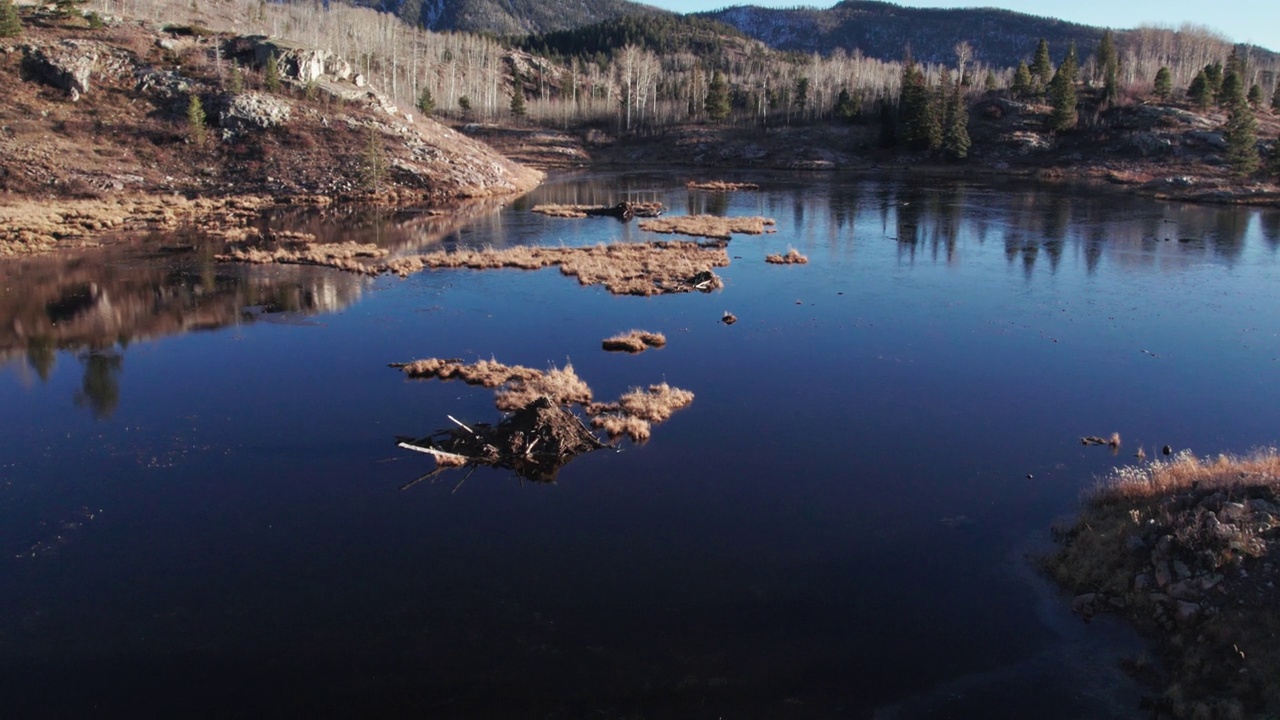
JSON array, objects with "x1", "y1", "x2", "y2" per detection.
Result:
[
  {"x1": 639, "y1": 215, "x2": 776, "y2": 240},
  {"x1": 765, "y1": 247, "x2": 809, "y2": 265},
  {"x1": 591, "y1": 414, "x2": 652, "y2": 443},
  {"x1": 617, "y1": 383, "x2": 696, "y2": 423},
  {"x1": 395, "y1": 357, "x2": 588, "y2": 409},
  {"x1": 531, "y1": 204, "x2": 595, "y2": 218},
  {"x1": 530, "y1": 202, "x2": 665, "y2": 219},
  {"x1": 602, "y1": 330, "x2": 667, "y2": 353},
  {"x1": 495, "y1": 364, "x2": 593, "y2": 411},
  {"x1": 1045, "y1": 448, "x2": 1280, "y2": 717},
  {"x1": 686, "y1": 181, "x2": 760, "y2": 191},
  {"x1": 395, "y1": 357, "x2": 694, "y2": 446},
  {"x1": 397, "y1": 358, "x2": 540, "y2": 386},
  {"x1": 1092, "y1": 448, "x2": 1280, "y2": 505},
  {"x1": 384, "y1": 241, "x2": 728, "y2": 296},
  {"x1": 216, "y1": 242, "x2": 388, "y2": 274}
]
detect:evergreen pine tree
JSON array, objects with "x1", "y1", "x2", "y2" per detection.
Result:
[
  {"x1": 1247, "y1": 84, "x2": 1262, "y2": 108},
  {"x1": 1272, "y1": 81, "x2": 1280, "y2": 113},
  {"x1": 361, "y1": 126, "x2": 387, "y2": 193},
  {"x1": 1223, "y1": 94, "x2": 1260, "y2": 175},
  {"x1": 263, "y1": 52, "x2": 280, "y2": 92},
  {"x1": 1204, "y1": 62, "x2": 1223, "y2": 98},
  {"x1": 187, "y1": 93, "x2": 207, "y2": 145},
  {"x1": 227, "y1": 64, "x2": 244, "y2": 94},
  {"x1": 417, "y1": 86, "x2": 435, "y2": 117},
  {"x1": 1097, "y1": 30, "x2": 1119, "y2": 104},
  {"x1": 0, "y1": 0, "x2": 24, "y2": 37},
  {"x1": 793, "y1": 76, "x2": 809, "y2": 114},
  {"x1": 834, "y1": 88, "x2": 857, "y2": 121},
  {"x1": 1153, "y1": 67, "x2": 1172, "y2": 101},
  {"x1": 924, "y1": 73, "x2": 945, "y2": 151},
  {"x1": 898, "y1": 59, "x2": 930, "y2": 149},
  {"x1": 509, "y1": 86, "x2": 526, "y2": 118},
  {"x1": 1011, "y1": 61, "x2": 1032, "y2": 98},
  {"x1": 1046, "y1": 44, "x2": 1079, "y2": 132},
  {"x1": 1218, "y1": 50, "x2": 1244, "y2": 107},
  {"x1": 943, "y1": 83, "x2": 970, "y2": 160},
  {"x1": 1030, "y1": 38, "x2": 1053, "y2": 91},
  {"x1": 1188, "y1": 71, "x2": 1212, "y2": 108},
  {"x1": 984, "y1": 69, "x2": 998, "y2": 92},
  {"x1": 704, "y1": 70, "x2": 730, "y2": 122}
]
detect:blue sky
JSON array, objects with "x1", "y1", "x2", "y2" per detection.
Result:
[{"x1": 644, "y1": 1, "x2": 1280, "y2": 52}]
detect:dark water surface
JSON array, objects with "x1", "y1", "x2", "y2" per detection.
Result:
[{"x1": 3, "y1": 173, "x2": 1280, "y2": 718}]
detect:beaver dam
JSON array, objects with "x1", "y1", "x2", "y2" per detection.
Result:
[
  {"x1": 221, "y1": 239, "x2": 730, "y2": 296},
  {"x1": 639, "y1": 215, "x2": 777, "y2": 240},
  {"x1": 1046, "y1": 449, "x2": 1280, "y2": 718},
  {"x1": 531, "y1": 202, "x2": 665, "y2": 220},
  {"x1": 392, "y1": 358, "x2": 695, "y2": 482}
]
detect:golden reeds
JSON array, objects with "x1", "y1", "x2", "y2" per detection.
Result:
[
  {"x1": 639, "y1": 215, "x2": 776, "y2": 240},
  {"x1": 591, "y1": 413, "x2": 652, "y2": 443},
  {"x1": 686, "y1": 181, "x2": 760, "y2": 191},
  {"x1": 396, "y1": 357, "x2": 694, "y2": 444},
  {"x1": 765, "y1": 247, "x2": 809, "y2": 265},
  {"x1": 601, "y1": 330, "x2": 667, "y2": 353},
  {"x1": 1092, "y1": 448, "x2": 1280, "y2": 505},
  {"x1": 617, "y1": 383, "x2": 696, "y2": 423}
]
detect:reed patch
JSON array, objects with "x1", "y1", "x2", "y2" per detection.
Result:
[
  {"x1": 639, "y1": 215, "x2": 776, "y2": 240},
  {"x1": 602, "y1": 330, "x2": 667, "y2": 353}
]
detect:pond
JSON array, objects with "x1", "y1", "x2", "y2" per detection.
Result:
[{"x1": 3, "y1": 172, "x2": 1279, "y2": 718}]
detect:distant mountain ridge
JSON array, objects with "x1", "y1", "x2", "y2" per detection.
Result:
[
  {"x1": 382, "y1": 0, "x2": 665, "y2": 35},
  {"x1": 700, "y1": 1, "x2": 1105, "y2": 66},
  {"x1": 700, "y1": 1, "x2": 1279, "y2": 68}
]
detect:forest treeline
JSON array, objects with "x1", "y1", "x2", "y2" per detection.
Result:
[{"x1": 77, "y1": 0, "x2": 1280, "y2": 171}]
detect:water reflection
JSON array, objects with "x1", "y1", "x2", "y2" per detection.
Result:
[{"x1": 0, "y1": 239, "x2": 369, "y2": 416}]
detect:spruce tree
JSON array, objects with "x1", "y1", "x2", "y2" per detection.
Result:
[
  {"x1": 361, "y1": 126, "x2": 387, "y2": 193},
  {"x1": 1247, "y1": 84, "x2": 1262, "y2": 108},
  {"x1": 263, "y1": 52, "x2": 280, "y2": 92},
  {"x1": 793, "y1": 76, "x2": 809, "y2": 114},
  {"x1": 1223, "y1": 94, "x2": 1260, "y2": 175},
  {"x1": 704, "y1": 70, "x2": 730, "y2": 122},
  {"x1": 1030, "y1": 38, "x2": 1053, "y2": 91},
  {"x1": 417, "y1": 86, "x2": 435, "y2": 117},
  {"x1": 509, "y1": 86, "x2": 526, "y2": 118},
  {"x1": 0, "y1": 0, "x2": 23, "y2": 37},
  {"x1": 1097, "y1": 30, "x2": 1119, "y2": 104},
  {"x1": 1046, "y1": 44, "x2": 1078, "y2": 132},
  {"x1": 1188, "y1": 70, "x2": 1212, "y2": 108},
  {"x1": 1204, "y1": 62, "x2": 1223, "y2": 98},
  {"x1": 943, "y1": 84, "x2": 970, "y2": 160},
  {"x1": 1152, "y1": 67, "x2": 1172, "y2": 101},
  {"x1": 834, "y1": 88, "x2": 856, "y2": 121},
  {"x1": 227, "y1": 64, "x2": 244, "y2": 94},
  {"x1": 187, "y1": 93, "x2": 207, "y2": 145},
  {"x1": 1011, "y1": 61, "x2": 1032, "y2": 98},
  {"x1": 1272, "y1": 81, "x2": 1280, "y2": 113},
  {"x1": 984, "y1": 69, "x2": 998, "y2": 92},
  {"x1": 1218, "y1": 50, "x2": 1244, "y2": 107}
]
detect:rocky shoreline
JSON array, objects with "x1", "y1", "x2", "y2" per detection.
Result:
[{"x1": 1046, "y1": 450, "x2": 1280, "y2": 718}]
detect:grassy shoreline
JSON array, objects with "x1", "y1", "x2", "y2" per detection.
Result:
[{"x1": 1045, "y1": 449, "x2": 1280, "y2": 718}]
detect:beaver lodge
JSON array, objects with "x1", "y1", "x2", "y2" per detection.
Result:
[
  {"x1": 601, "y1": 330, "x2": 666, "y2": 353},
  {"x1": 639, "y1": 215, "x2": 776, "y2": 240},
  {"x1": 220, "y1": 238, "x2": 730, "y2": 296},
  {"x1": 686, "y1": 181, "x2": 760, "y2": 192},
  {"x1": 392, "y1": 358, "x2": 695, "y2": 483},
  {"x1": 531, "y1": 201, "x2": 665, "y2": 220},
  {"x1": 1045, "y1": 448, "x2": 1280, "y2": 717}
]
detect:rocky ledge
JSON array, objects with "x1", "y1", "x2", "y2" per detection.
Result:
[{"x1": 0, "y1": 19, "x2": 541, "y2": 255}]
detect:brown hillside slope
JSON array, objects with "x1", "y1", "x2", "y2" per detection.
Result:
[{"x1": 0, "y1": 10, "x2": 541, "y2": 255}]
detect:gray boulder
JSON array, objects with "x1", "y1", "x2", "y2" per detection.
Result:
[
  {"x1": 219, "y1": 92, "x2": 292, "y2": 134},
  {"x1": 23, "y1": 41, "x2": 101, "y2": 100}
]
